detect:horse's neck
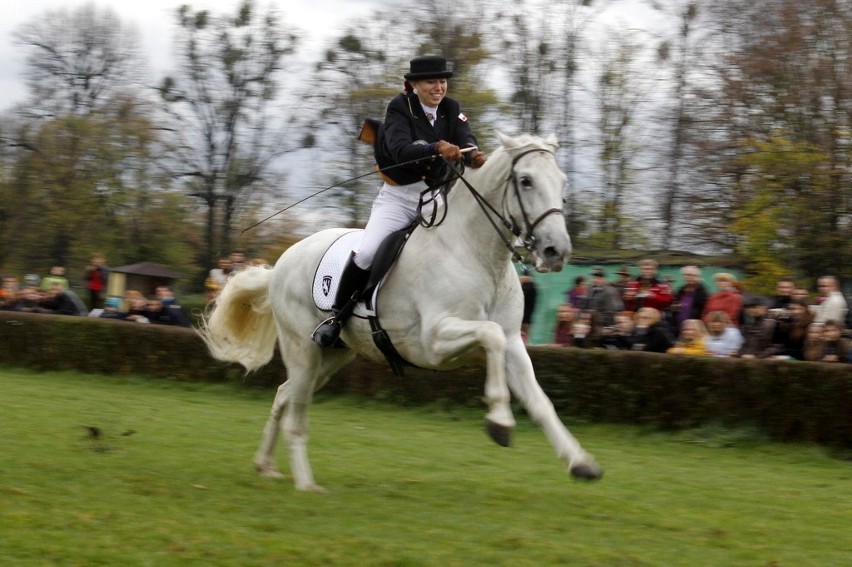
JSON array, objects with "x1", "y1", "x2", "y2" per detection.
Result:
[{"x1": 441, "y1": 157, "x2": 515, "y2": 273}]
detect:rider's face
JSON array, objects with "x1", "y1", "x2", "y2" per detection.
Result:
[{"x1": 412, "y1": 78, "x2": 447, "y2": 107}]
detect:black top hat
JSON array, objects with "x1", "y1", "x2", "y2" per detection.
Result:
[{"x1": 404, "y1": 56, "x2": 453, "y2": 80}]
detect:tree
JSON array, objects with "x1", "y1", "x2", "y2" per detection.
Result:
[
  {"x1": 411, "y1": 0, "x2": 500, "y2": 147},
  {"x1": 0, "y1": 97, "x2": 193, "y2": 279},
  {"x1": 730, "y1": 136, "x2": 831, "y2": 293},
  {"x1": 700, "y1": 0, "x2": 852, "y2": 284},
  {"x1": 494, "y1": 1, "x2": 557, "y2": 135},
  {"x1": 3, "y1": 4, "x2": 193, "y2": 281},
  {"x1": 310, "y1": 27, "x2": 401, "y2": 227},
  {"x1": 492, "y1": 0, "x2": 614, "y2": 240},
  {"x1": 158, "y1": 1, "x2": 298, "y2": 274},
  {"x1": 650, "y1": 1, "x2": 712, "y2": 249},
  {"x1": 587, "y1": 31, "x2": 650, "y2": 250},
  {"x1": 13, "y1": 2, "x2": 144, "y2": 118},
  {"x1": 551, "y1": 0, "x2": 614, "y2": 239}
]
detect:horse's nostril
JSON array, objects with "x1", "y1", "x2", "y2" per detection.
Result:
[{"x1": 544, "y1": 246, "x2": 558, "y2": 259}]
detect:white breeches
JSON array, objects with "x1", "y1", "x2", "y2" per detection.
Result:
[{"x1": 353, "y1": 181, "x2": 440, "y2": 269}]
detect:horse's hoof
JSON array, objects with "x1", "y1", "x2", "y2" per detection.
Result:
[
  {"x1": 297, "y1": 483, "x2": 328, "y2": 494},
  {"x1": 485, "y1": 419, "x2": 512, "y2": 447},
  {"x1": 570, "y1": 462, "x2": 603, "y2": 481},
  {"x1": 254, "y1": 463, "x2": 285, "y2": 479}
]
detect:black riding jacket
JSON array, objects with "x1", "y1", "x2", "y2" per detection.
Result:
[{"x1": 375, "y1": 92, "x2": 479, "y2": 187}]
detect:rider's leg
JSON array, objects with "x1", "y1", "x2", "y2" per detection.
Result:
[
  {"x1": 312, "y1": 252, "x2": 370, "y2": 348},
  {"x1": 312, "y1": 183, "x2": 421, "y2": 348}
]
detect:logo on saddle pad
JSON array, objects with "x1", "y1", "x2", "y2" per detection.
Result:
[{"x1": 313, "y1": 230, "x2": 364, "y2": 311}]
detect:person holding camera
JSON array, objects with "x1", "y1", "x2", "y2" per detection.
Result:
[
  {"x1": 770, "y1": 276, "x2": 796, "y2": 311},
  {"x1": 738, "y1": 297, "x2": 780, "y2": 359},
  {"x1": 773, "y1": 299, "x2": 814, "y2": 360}
]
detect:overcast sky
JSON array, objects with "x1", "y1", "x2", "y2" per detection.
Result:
[
  {"x1": 0, "y1": 0, "x2": 665, "y2": 112},
  {"x1": 0, "y1": 0, "x2": 385, "y2": 111}
]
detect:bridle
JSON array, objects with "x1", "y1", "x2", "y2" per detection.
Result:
[
  {"x1": 436, "y1": 147, "x2": 564, "y2": 262},
  {"x1": 505, "y1": 148, "x2": 565, "y2": 251}
]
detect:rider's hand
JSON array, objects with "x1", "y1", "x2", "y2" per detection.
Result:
[
  {"x1": 468, "y1": 150, "x2": 487, "y2": 168},
  {"x1": 435, "y1": 140, "x2": 462, "y2": 161}
]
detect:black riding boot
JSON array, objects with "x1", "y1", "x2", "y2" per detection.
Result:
[{"x1": 312, "y1": 253, "x2": 370, "y2": 348}]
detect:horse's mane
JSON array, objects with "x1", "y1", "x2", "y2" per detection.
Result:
[
  {"x1": 466, "y1": 132, "x2": 559, "y2": 178},
  {"x1": 497, "y1": 131, "x2": 559, "y2": 152}
]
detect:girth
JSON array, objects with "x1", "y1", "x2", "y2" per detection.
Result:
[{"x1": 362, "y1": 222, "x2": 419, "y2": 377}]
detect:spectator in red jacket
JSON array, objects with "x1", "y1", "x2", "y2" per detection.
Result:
[
  {"x1": 84, "y1": 253, "x2": 109, "y2": 310},
  {"x1": 702, "y1": 272, "x2": 743, "y2": 327},
  {"x1": 622, "y1": 259, "x2": 674, "y2": 313}
]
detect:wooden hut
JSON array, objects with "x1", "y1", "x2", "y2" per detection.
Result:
[{"x1": 106, "y1": 262, "x2": 183, "y2": 298}]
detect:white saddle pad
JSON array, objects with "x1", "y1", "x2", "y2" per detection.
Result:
[{"x1": 312, "y1": 230, "x2": 363, "y2": 311}]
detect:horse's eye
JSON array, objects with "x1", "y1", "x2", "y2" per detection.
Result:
[{"x1": 520, "y1": 176, "x2": 533, "y2": 189}]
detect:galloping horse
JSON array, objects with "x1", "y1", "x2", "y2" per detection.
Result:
[{"x1": 200, "y1": 132, "x2": 602, "y2": 491}]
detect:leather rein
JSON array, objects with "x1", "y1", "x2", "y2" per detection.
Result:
[{"x1": 432, "y1": 147, "x2": 564, "y2": 262}]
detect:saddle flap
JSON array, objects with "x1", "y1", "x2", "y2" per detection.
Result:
[{"x1": 312, "y1": 230, "x2": 363, "y2": 311}]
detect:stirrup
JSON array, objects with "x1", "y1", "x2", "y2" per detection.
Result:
[{"x1": 312, "y1": 316, "x2": 343, "y2": 348}]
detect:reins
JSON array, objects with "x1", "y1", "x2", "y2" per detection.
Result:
[
  {"x1": 242, "y1": 144, "x2": 564, "y2": 265},
  {"x1": 440, "y1": 147, "x2": 563, "y2": 263},
  {"x1": 241, "y1": 154, "x2": 455, "y2": 235}
]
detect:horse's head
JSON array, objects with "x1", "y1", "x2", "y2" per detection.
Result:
[{"x1": 497, "y1": 132, "x2": 572, "y2": 272}]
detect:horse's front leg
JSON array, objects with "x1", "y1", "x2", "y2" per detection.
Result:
[
  {"x1": 428, "y1": 317, "x2": 515, "y2": 446},
  {"x1": 504, "y1": 337, "x2": 602, "y2": 480}
]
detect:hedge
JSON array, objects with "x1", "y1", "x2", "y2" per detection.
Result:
[{"x1": 1, "y1": 310, "x2": 850, "y2": 448}]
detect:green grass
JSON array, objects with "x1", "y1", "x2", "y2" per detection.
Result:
[{"x1": 2, "y1": 367, "x2": 850, "y2": 566}]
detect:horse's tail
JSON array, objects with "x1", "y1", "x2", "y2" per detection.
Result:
[{"x1": 198, "y1": 266, "x2": 278, "y2": 373}]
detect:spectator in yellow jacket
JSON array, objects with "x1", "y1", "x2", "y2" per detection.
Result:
[{"x1": 668, "y1": 319, "x2": 709, "y2": 356}]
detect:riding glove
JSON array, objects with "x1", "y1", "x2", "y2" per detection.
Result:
[{"x1": 435, "y1": 140, "x2": 463, "y2": 161}]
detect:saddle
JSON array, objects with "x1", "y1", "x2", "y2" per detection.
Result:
[{"x1": 312, "y1": 223, "x2": 419, "y2": 376}]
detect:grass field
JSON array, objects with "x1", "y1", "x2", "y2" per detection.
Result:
[{"x1": 2, "y1": 367, "x2": 850, "y2": 566}]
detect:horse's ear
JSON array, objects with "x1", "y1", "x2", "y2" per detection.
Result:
[
  {"x1": 544, "y1": 133, "x2": 559, "y2": 151},
  {"x1": 497, "y1": 130, "x2": 517, "y2": 149}
]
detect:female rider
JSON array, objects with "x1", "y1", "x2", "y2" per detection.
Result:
[{"x1": 313, "y1": 55, "x2": 488, "y2": 347}]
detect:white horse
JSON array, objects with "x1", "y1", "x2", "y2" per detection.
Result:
[{"x1": 201, "y1": 132, "x2": 602, "y2": 491}]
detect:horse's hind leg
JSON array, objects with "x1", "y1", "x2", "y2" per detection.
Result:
[
  {"x1": 254, "y1": 342, "x2": 354, "y2": 492},
  {"x1": 254, "y1": 379, "x2": 291, "y2": 479},
  {"x1": 504, "y1": 338, "x2": 602, "y2": 480}
]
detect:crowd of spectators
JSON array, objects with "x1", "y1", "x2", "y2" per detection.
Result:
[
  {"x1": 543, "y1": 259, "x2": 851, "y2": 364},
  {"x1": 1, "y1": 256, "x2": 191, "y2": 328},
  {"x1": 2, "y1": 249, "x2": 269, "y2": 326}
]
